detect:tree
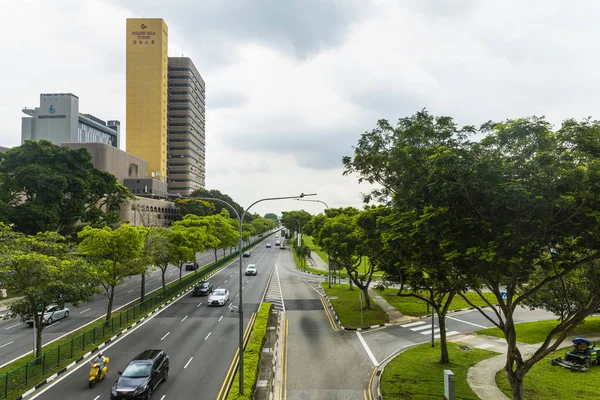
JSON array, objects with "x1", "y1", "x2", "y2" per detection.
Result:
[
  {"x1": 0, "y1": 140, "x2": 134, "y2": 235},
  {"x1": 173, "y1": 214, "x2": 222, "y2": 262},
  {"x1": 77, "y1": 225, "x2": 146, "y2": 322},
  {"x1": 190, "y1": 188, "x2": 245, "y2": 220},
  {"x1": 166, "y1": 225, "x2": 197, "y2": 283},
  {"x1": 146, "y1": 227, "x2": 172, "y2": 292},
  {"x1": 343, "y1": 111, "x2": 600, "y2": 399},
  {"x1": 0, "y1": 229, "x2": 99, "y2": 358},
  {"x1": 174, "y1": 198, "x2": 216, "y2": 217},
  {"x1": 264, "y1": 213, "x2": 279, "y2": 224}
]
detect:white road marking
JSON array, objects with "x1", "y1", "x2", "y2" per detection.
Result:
[
  {"x1": 356, "y1": 332, "x2": 379, "y2": 366},
  {"x1": 160, "y1": 396, "x2": 166, "y2": 400},
  {"x1": 401, "y1": 321, "x2": 426, "y2": 328},
  {"x1": 121, "y1": 284, "x2": 128, "y2": 287},
  {"x1": 184, "y1": 357, "x2": 193, "y2": 368},
  {"x1": 446, "y1": 315, "x2": 488, "y2": 329},
  {"x1": 197, "y1": 302, "x2": 203, "y2": 307},
  {"x1": 235, "y1": 293, "x2": 239, "y2": 298},
  {"x1": 218, "y1": 316, "x2": 223, "y2": 322},
  {"x1": 127, "y1": 290, "x2": 134, "y2": 294},
  {"x1": 275, "y1": 264, "x2": 286, "y2": 313},
  {"x1": 161, "y1": 332, "x2": 170, "y2": 341},
  {"x1": 94, "y1": 396, "x2": 100, "y2": 400},
  {"x1": 79, "y1": 308, "x2": 91, "y2": 314},
  {"x1": 205, "y1": 332, "x2": 211, "y2": 340},
  {"x1": 0, "y1": 341, "x2": 14, "y2": 349},
  {"x1": 181, "y1": 315, "x2": 188, "y2": 322},
  {"x1": 4, "y1": 323, "x2": 21, "y2": 330},
  {"x1": 412, "y1": 325, "x2": 435, "y2": 332}
]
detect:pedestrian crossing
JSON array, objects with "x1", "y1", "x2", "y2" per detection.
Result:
[
  {"x1": 263, "y1": 269, "x2": 285, "y2": 312},
  {"x1": 399, "y1": 320, "x2": 460, "y2": 339}
]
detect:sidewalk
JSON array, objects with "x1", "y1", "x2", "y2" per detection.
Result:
[{"x1": 307, "y1": 250, "x2": 329, "y2": 271}]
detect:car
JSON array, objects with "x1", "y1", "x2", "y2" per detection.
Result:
[
  {"x1": 266, "y1": 243, "x2": 271, "y2": 248},
  {"x1": 25, "y1": 304, "x2": 70, "y2": 326},
  {"x1": 245, "y1": 264, "x2": 258, "y2": 276},
  {"x1": 280, "y1": 244, "x2": 286, "y2": 249},
  {"x1": 111, "y1": 349, "x2": 169, "y2": 400},
  {"x1": 185, "y1": 262, "x2": 198, "y2": 271},
  {"x1": 208, "y1": 288, "x2": 230, "y2": 306},
  {"x1": 275, "y1": 241, "x2": 281, "y2": 246},
  {"x1": 192, "y1": 281, "x2": 213, "y2": 296},
  {"x1": 243, "y1": 251, "x2": 251, "y2": 257}
]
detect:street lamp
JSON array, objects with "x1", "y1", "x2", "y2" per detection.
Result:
[
  {"x1": 294, "y1": 198, "x2": 330, "y2": 210},
  {"x1": 167, "y1": 192, "x2": 316, "y2": 394},
  {"x1": 288, "y1": 218, "x2": 301, "y2": 247}
]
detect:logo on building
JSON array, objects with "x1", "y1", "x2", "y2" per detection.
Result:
[
  {"x1": 48, "y1": 104, "x2": 55, "y2": 114},
  {"x1": 141, "y1": 24, "x2": 147, "y2": 29}
]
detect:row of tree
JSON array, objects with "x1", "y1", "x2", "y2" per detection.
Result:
[
  {"x1": 0, "y1": 211, "x2": 276, "y2": 359},
  {"x1": 299, "y1": 111, "x2": 600, "y2": 400}
]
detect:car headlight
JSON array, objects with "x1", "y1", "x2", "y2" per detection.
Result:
[
  {"x1": 133, "y1": 385, "x2": 148, "y2": 395},
  {"x1": 111, "y1": 386, "x2": 117, "y2": 396}
]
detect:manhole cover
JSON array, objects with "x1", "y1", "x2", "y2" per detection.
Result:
[{"x1": 458, "y1": 346, "x2": 474, "y2": 351}]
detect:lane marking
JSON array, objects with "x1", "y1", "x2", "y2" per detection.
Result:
[
  {"x1": 205, "y1": 332, "x2": 211, "y2": 340},
  {"x1": 94, "y1": 396, "x2": 100, "y2": 400},
  {"x1": 197, "y1": 302, "x2": 203, "y2": 308},
  {"x1": 446, "y1": 315, "x2": 488, "y2": 329},
  {"x1": 181, "y1": 315, "x2": 188, "y2": 322},
  {"x1": 401, "y1": 321, "x2": 426, "y2": 328},
  {"x1": 224, "y1": 280, "x2": 227, "y2": 283},
  {"x1": 160, "y1": 332, "x2": 170, "y2": 341},
  {"x1": 121, "y1": 284, "x2": 128, "y2": 287},
  {"x1": 235, "y1": 293, "x2": 239, "y2": 298},
  {"x1": 79, "y1": 308, "x2": 91, "y2": 314},
  {"x1": 275, "y1": 264, "x2": 286, "y2": 313},
  {"x1": 160, "y1": 395, "x2": 166, "y2": 400},
  {"x1": 356, "y1": 332, "x2": 379, "y2": 366},
  {"x1": 242, "y1": 285, "x2": 246, "y2": 290},
  {"x1": 218, "y1": 316, "x2": 223, "y2": 322},
  {"x1": 127, "y1": 290, "x2": 134, "y2": 294},
  {"x1": 411, "y1": 324, "x2": 434, "y2": 332},
  {"x1": 0, "y1": 341, "x2": 14, "y2": 349},
  {"x1": 4, "y1": 323, "x2": 21, "y2": 331},
  {"x1": 184, "y1": 356, "x2": 193, "y2": 369}
]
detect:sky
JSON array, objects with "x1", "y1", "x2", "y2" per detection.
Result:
[{"x1": 2, "y1": 0, "x2": 600, "y2": 216}]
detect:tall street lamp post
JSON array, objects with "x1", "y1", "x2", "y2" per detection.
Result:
[
  {"x1": 295, "y1": 198, "x2": 331, "y2": 286},
  {"x1": 168, "y1": 192, "x2": 315, "y2": 394}
]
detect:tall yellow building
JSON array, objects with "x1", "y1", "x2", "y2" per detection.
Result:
[{"x1": 126, "y1": 18, "x2": 168, "y2": 180}]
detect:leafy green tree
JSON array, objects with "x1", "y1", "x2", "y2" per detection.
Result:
[
  {"x1": 264, "y1": 213, "x2": 279, "y2": 224},
  {"x1": 0, "y1": 229, "x2": 100, "y2": 358},
  {"x1": 174, "y1": 198, "x2": 216, "y2": 216},
  {"x1": 190, "y1": 188, "x2": 246, "y2": 220},
  {"x1": 166, "y1": 225, "x2": 198, "y2": 282},
  {"x1": 344, "y1": 111, "x2": 600, "y2": 399},
  {"x1": 146, "y1": 227, "x2": 172, "y2": 291},
  {"x1": 0, "y1": 140, "x2": 134, "y2": 235},
  {"x1": 173, "y1": 214, "x2": 223, "y2": 262},
  {"x1": 77, "y1": 225, "x2": 146, "y2": 321}
]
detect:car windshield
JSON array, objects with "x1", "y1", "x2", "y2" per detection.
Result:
[
  {"x1": 122, "y1": 362, "x2": 152, "y2": 378},
  {"x1": 214, "y1": 289, "x2": 226, "y2": 296},
  {"x1": 197, "y1": 282, "x2": 209, "y2": 288}
]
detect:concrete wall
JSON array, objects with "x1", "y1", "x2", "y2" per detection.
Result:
[
  {"x1": 22, "y1": 93, "x2": 79, "y2": 145},
  {"x1": 121, "y1": 196, "x2": 178, "y2": 227}
]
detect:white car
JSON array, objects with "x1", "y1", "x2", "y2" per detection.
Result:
[
  {"x1": 208, "y1": 288, "x2": 230, "y2": 306},
  {"x1": 245, "y1": 264, "x2": 258, "y2": 276},
  {"x1": 26, "y1": 304, "x2": 70, "y2": 326}
]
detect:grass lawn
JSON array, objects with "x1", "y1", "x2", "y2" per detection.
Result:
[
  {"x1": 302, "y1": 235, "x2": 329, "y2": 264},
  {"x1": 321, "y1": 283, "x2": 388, "y2": 328},
  {"x1": 375, "y1": 289, "x2": 498, "y2": 317},
  {"x1": 381, "y1": 341, "x2": 499, "y2": 399},
  {"x1": 495, "y1": 346, "x2": 600, "y2": 399},
  {"x1": 476, "y1": 317, "x2": 600, "y2": 344}
]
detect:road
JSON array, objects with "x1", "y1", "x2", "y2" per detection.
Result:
[
  {"x1": 30, "y1": 238, "x2": 279, "y2": 400},
  {"x1": 0, "y1": 236, "x2": 263, "y2": 368}
]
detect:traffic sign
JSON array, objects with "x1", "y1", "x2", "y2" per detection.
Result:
[{"x1": 501, "y1": 291, "x2": 508, "y2": 300}]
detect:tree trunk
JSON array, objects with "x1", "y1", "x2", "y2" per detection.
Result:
[
  {"x1": 35, "y1": 315, "x2": 43, "y2": 360},
  {"x1": 140, "y1": 273, "x2": 146, "y2": 303},
  {"x1": 362, "y1": 287, "x2": 371, "y2": 309},
  {"x1": 506, "y1": 369, "x2": 525, "y2": 400},
  {"x1": 436, "y1": 311, "x2": 450, "y2": 364},
  {"x1": 223, "y1": 248, "x2": 226, "y2": 258},
  {"x1": 105, "y1": 285, "x2": 115, "y2": 322},
  {"x1": 504, "y1": 320, "x2": 527, "y2": 400},
  {"x1": 161, "y1": 268, "x2": 167, "y2": 291},
  {"x1": 179, "y1": 266, "x2": 182, "y2": 283},
  {"x1": 213, "y1": 249, "x2": 218, "y2": 262}
]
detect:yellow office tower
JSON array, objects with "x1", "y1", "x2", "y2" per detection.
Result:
[{"x1": 126, "y1": 18, "x2": 168, "y2": 180}]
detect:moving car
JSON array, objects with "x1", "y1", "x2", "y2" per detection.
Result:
[
  {"x1": 111, "y1": 349, "x2": 169, "y2": 400},
  {"x1": 266, "y1": 243, "x2": 271, "y2": 248},
  {"x1": 245, "y1": 264, "x2": 258, "y2": 276},
  {"x1": 185, "y1": 262, "x2": 198, "y2": 271},
  {"x1": 26, "y1": 304, "x2": 70, "y2": 326},
  {"x1": 243, "y1": 251, "x2": 251, "y2": 257},
  {"x1": 208, "y1": 288, "x2": 230, "y2": 306},
  {"x1": 280, "y1": 244, "x2": 286, "y2": 249},
  {"x1": 192, "y1": 281, "x2": 213, "y2": 296},
  {"x1": 275, "y1": 241, "x2": 281, "y2": 246}
]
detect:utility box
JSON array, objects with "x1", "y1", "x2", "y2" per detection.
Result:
[
  {"x1": 0, "y1": 289, "x2": 7, "y2": 298},
  {"x1": 444, "y1": 370, "x2": 455, "y2": 400}
]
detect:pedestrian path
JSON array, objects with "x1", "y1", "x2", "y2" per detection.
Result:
[
  {"x1": 398, "y1": 319, "x2": 460, "y2": 339},
  {"x1": 307, "y1": 250, "x2": 329, "y2": 271}
]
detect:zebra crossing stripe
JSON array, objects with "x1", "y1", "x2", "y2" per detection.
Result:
[
  {"x1": 400, "y1": 321, "x2": 426, "y2": 328},
  {"x1": 412, "y1": 325, "x2": 435, "y2": 332}
]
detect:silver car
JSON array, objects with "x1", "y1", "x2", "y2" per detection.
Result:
[
  {"x1": 26, "y1": 304, "x2": 70, "y2": 326},
  {"x1": 208, "y1": 288, "x2": 230, "y2": 306}
]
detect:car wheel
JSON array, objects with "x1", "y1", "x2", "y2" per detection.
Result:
[
  {"x1": 163, "y1": 367, "x2": 169, "y2": 383},
  {"x1": 47, "y1": 317, "x2": 53, "y2": 325},
  {"x1": 64, "y1": 311, "x2": 69, "y2": 318},
  {"x1": 147, "y1": 387, "x2": 153, "y2": 400}
]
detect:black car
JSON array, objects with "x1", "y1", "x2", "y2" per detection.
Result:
[
  {"x1": 185, "y1": 262, "x2": 198, "y2": 271},
  {"x1": 243, "y1": 251, "x2": 251, "y2": 257},
  {"x1": 111, "y1": 350, "x2": 169, "y2": 399},
  {"x1": 192, "y1": 281, "x2": 213, "y2": 296}
]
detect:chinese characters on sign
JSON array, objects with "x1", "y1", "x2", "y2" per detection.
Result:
[{"x1": 132, "y1": 30, "x2": 156, "y2": 45}]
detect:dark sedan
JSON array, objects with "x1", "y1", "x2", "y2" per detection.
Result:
[
  {"x1": 111, "y1": 349, "x2": 169, "y2": 399},
  {"x1": 192, "y1": 281, "x2": 213, "y2": 296}
]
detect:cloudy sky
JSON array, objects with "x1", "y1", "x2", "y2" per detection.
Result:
[{"x1": 2, "y1": 0, "x2": 599, "y2": 216}]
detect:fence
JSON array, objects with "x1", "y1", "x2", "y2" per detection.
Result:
[{"x1": 0, "y1": 242, "x2": 255, "y2": 399}]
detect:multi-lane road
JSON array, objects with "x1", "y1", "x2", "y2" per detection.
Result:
[{"x1": 31, "y1": 237, "x2": 280, "y2": 400}]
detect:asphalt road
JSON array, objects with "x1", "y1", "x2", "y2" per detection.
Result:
[
  {"x1": 0, "y1": 236, "x2": 263, "y2": 368},
  {"x1": 30, "y1": 238, "x2": 279, "y2": 400}
]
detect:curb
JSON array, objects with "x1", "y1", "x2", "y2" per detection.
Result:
[{"x1": 16, "y1": 268, "x2": 222, "y2": 400}]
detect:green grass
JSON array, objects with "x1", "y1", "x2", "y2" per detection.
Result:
[
  {"x1": 495, "y1": 346, "x2": 600, "y2": 399},
  {"x1": 322, "y1": 283, "x2": 388, "y2": 328},
  {"x1": 302, "y1": 235, "x2": 329, "y2": 264},
  {"x1": 476, "y1": 317, "x2": 600, "y2": 344},
  {"x1": 227, "y1": 302, "x2": 272, "y2": 399},
  {"x1": 375, "y1": 289, "x2": 498, "y2": 317},
  {"x1": 381, "y1": 341, "x2": 499, "y2": 399}
]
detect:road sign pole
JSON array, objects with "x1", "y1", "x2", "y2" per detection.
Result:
[{"x1": 359, "y1": 292, "x2": 363, "y2": 326}]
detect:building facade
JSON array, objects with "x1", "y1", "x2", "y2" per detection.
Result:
[
  {"x1": 21, "y1": 93, "x2": 119, "y2": 147},
  {"x1": 126, "y1": 18, "x2": 169, "y2": 181},
  {"x1": 167, "y1": 57, "x2": 206, "y2": 195}
]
